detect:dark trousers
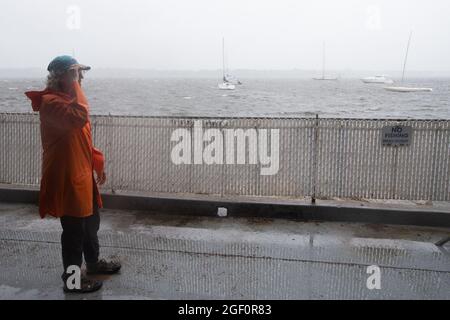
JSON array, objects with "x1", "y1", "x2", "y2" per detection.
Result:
[{"x1": 60, "y1": 191, "x2": 100, "y2": 273}]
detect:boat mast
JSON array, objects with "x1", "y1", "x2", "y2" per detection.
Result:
[
  {"x1": 322, "y1": 41, "x2": 325, "y2": 79},
  {"x1": 222, "y1": 37, "x2": 226, "y2": 81},
  {"x1": 401, "y1": 31, "x2": 413, "y2": 83}
]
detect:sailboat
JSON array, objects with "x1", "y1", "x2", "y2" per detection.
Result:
[
  {"x1": 224, "y1": 74, "x2": 242, "y2": 85},
  {"x1": 218, "y1": 38, "x2": 238, "y2": 90},
  {"x1": 384, "y1": 32, "x2": 432, "y2": 92},
  {"x1": 313, "y1": 42, "x2": 338, "y2": 81},
  {"x1": 361, "y1": 75, "x2": 394, "y2": 84}
]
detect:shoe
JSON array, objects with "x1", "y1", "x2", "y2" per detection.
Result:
[
  {"x1": 86, "y1": 258, "x2": 121, "y2": 275},
  {"x1": 63, "y1": 276, "x2": 103, "y2": 294}
]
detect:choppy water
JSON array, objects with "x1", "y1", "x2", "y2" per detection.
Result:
[{"x1": 1, "y1": 78, "x2": 449, "y2": 119}]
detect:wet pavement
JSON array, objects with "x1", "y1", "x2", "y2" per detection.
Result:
[{"x1": 0, "y1": 202, "x2": 449, "y2": 300}]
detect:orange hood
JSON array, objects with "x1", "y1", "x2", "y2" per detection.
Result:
[{"x1": 25, "y1": 89, "x2": 71, "y2": 112}]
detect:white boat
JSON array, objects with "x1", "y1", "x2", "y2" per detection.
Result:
[
  {"x1": 314, "y1": 42, "x2": 338, "y2": 81},
  {"x1": 384, "y1": 32, "x2": 432, "y2": 93},
  {"x1": 313, "y1": 77, "x2": 338, "y2": 81},
  {"x1": 361, "y1": 75, "x2": 394, "y2": 84},
  {"x1": 218, "y1": 82, "x2": 236, "y2": 90},
  {"x1": 224, "y1": 74, "x2": 242, "y2": 85},
  {"x1": 384, "y1": 86, "x2": 432, "y2": 93},
  {"x1": 218, "y1": 38, "x2": 238, "y2": 90}
]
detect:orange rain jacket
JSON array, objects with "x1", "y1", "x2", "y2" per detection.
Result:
[{"x1": 25, "y1": 81, "x2": 104, "y2": 218}]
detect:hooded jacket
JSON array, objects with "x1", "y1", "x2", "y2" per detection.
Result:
[{"x1": 25, "y1": 81, "x2": 104, "y2": 218}]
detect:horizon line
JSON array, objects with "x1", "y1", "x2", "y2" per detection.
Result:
[{"x1": 1, "y1": 67, "x2": 450, "y2": 73}]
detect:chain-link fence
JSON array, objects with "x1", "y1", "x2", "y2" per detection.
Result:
[{"x1": 1, "y1": 113, "x2": 449, "y2": 201}]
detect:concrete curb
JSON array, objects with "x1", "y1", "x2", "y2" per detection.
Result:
[{"x1": 0, "y1": 186, "x2": 449, "y2": 228}]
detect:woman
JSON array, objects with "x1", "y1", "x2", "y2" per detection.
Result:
[{"x1": 25, "y1": 55, "x2": 121, "y2": 293}]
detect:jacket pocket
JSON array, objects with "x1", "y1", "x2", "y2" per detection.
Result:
[{"x1": 72, "y1": 169, "x2": 90, "y2": 185}]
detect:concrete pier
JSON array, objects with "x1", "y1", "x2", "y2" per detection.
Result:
[{"x1": 0, "y1": 202, "x2": 449, "y2": 300}]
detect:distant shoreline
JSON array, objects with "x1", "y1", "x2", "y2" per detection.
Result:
[{"x1": 1, "y1": 68, "x2": 450, "y2": 79}]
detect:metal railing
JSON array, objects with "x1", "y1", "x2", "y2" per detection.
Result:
[{"x1": 1, "y1": 113, "x2": 449, "y2": 201}]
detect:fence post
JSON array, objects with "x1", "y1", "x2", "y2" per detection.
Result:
[
  {"x1": 391, "y1": 144, "x2": 399, "y2": 199},
  {"x1": 107, "y1": 114, "x2": 116, "y2": 194},
  {"x1": 312, "y1": 114, "x2": 319, "y2": 204}
]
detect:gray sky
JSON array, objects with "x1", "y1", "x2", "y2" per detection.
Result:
[{"x1": 1, "y1": 0, "x2": 450, "y2": 71}]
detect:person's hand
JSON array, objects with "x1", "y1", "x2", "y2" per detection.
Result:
[
  {"x1": 69, "y1": 66, "x2": 80, "y2": 82},
  {"x1": 96, "y1": 171, "x2": 106, "y2": 185}
]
